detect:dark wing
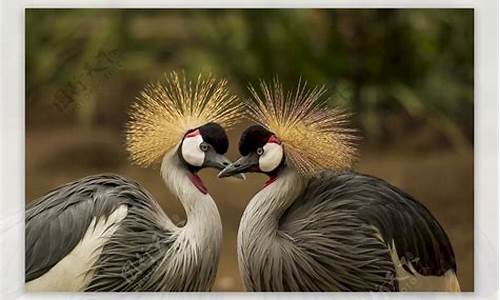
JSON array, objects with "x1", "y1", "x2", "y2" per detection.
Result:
[
  {"x1": 342, "y1": 172, "x2": 457, "y2": 276},
  {"x1": 281, "y1": 170, "x2": 456, "y2": 289},
  {"x1": 279, "y1": 172, "x2": 397, "y2": 291},
  {"x1": 25, "y1": 174, "x2": 151, "y2": 282}
]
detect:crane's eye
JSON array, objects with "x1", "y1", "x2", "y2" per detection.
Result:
[
  {"x1": 200, "y1": 143, "x2": 209, "y2": 152},
  {"x1": 256, "y1": 147, "x2": 264, "y2": 156}
]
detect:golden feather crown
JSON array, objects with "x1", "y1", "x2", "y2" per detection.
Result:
[
  {"x1": 126, "y1": 71, "x2": 242, "y2": 167},
  {"x1": 247, "y1": 78, "x2": 358, "y2": 176}
]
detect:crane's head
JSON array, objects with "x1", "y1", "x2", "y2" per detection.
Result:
[
  {"x1": 178, "y1": 122, "x2": 231, "y2": 172},
  {"x1": 219, "y1": 78, "x2": 358, "y2": 180},
  {"x1": 218, "y1": 125, "x2": 285, "y2": 177},
  {"x1": 126, "y1": 71, "x2": 243, "y2": 170}
]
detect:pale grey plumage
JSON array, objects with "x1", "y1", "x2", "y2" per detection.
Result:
[
  {"x1": 26, "y1": 72, "x2": 239, "y2": 291},
  {"x1": 26, "y1": 146, "x2": 223, "y2": 292},
  {"x1": 224, "y1": 81, "x2": 460, "y2": 291},
  {"x1": 237, "y1": 168, "x2": 458, "y2": 291},
  {"x1": 26, "y1": 174, "x2": 130, "y2": 282}
]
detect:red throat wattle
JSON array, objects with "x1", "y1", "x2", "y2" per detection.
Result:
[{"x1": 188, "y1": 172, "x2": 208, "y2": 194}]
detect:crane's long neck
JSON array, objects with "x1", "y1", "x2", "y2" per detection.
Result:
[
  {"x1": 160, "y1": 147, "x2": 222, "y2": 245},
  {"x1": 237, "y1": 168, "x2": 304, "y2": 291},
  {"x1": 240, "y1": 168, "x2": 305, "y2": 236},
  {"x1": 117, "y1": 147, "x2": 221, "y2": 291}
]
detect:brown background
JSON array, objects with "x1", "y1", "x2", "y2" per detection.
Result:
[{"x1": 26, "y1": 9, "x2": 474, "y2": 291}]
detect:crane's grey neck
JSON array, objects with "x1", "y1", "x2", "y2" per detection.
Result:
[
  {"x1": 237, "y1": 168, "x2": 304, "y2": 291},
  {"x1": 241, "y1": 168, "x2": 305, "y2": 233},
  {"x1": 160, "y1": 146, "x2": 221, "y2": 236}
]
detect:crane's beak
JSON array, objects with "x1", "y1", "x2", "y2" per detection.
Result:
[
  {"x1": 204, "y1": 151, "x2": 246, "y2": 180},
  {"x1": 218, "y1": 154, "x2": 258, "y2": 178}
]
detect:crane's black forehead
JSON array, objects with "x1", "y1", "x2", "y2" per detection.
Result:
[
  {"x1": 239, "y1": 125, "x2": 273, "y2": 155},
  {"x1": 196, "y1": 122, "x2": 229, "y2": 154}
]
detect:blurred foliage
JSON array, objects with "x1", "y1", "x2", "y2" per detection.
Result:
[{"x1": 26, "y1": 9, "x2": 473, "y2": 150}]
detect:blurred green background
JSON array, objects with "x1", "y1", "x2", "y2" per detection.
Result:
[{"x1": 26, "y1": 9, "x2": 474, "y2": 291}]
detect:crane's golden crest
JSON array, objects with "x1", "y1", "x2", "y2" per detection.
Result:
[
  {"x1": 247, "y1": 78, "x2": 358, "y2": 175},
  {"x1": 126, "y1": 72, "x2": 242, "y2": 166}
]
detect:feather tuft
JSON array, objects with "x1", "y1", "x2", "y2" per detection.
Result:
[
  {"x1": 247, "y1": 78, "x2": 358, "y2": 175},
  {"x1": 126, "y1": 71, "x2": 242, "y2": 166}
]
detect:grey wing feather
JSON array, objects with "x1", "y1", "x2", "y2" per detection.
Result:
[
  {"x1": 85, "y1": 195, "x2": 177, "y2": 291},
  {"x1": 279, "y1": 170, "x2": 456, "y2": 291},
  {"x1": 343, "y1": 172, "x2": 457, "y2": 276},
  {"x1": 279, "y1": 174, "x2": 397, "y2": 291},
  {"x1": 25, "y1": 174, "x2": 147, "y2": 282}
]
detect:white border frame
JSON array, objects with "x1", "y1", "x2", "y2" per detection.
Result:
[{"x1": 1, "y1": 1, "x2": 498, "y2": 299}]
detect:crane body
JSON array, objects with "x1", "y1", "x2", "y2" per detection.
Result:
[
  {"x1": 235, "y1": 167, "x2": 459, "y2": 291},
  {"x1": 26, "y1": 141, "x2": 224, "y2": 291},
  {"x1": 25, "y1": 72, "x2": 242, "y2": 291},
  {"x1": 219, "y1": 79, "x2": 460, "y2": 292}
]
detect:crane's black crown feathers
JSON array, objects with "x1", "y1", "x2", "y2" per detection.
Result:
[
  {"x1": 239, "y1": 125, "x2": 273, "y2": 156},
  {"x1": 194, "y1": 122, "x2": 229, "y2": 154}
]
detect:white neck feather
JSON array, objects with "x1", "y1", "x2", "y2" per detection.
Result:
[
  {"x1": 239, "y1": 168, "x2": 305, "y2": 235},
  {"x1": 160, "y1": 146, "x2": 222, "y2": 247}
]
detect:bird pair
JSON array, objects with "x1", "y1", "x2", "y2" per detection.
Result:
[{"x1": 25, "y1": 72, "x2": 460, "y2": 292}]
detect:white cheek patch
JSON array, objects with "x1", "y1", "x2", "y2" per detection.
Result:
[
  {"x1": 259, "y1": 142, "x2": 283, "y2": 172},
  {"x1": 181, "y1": 134, "x2": 204, "y2": 167}
]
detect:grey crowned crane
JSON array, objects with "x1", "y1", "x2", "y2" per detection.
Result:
[
  {"x1": 25, "y1": 72, "x2": 243, "y2": 291},
  {"x1": 219, "y1": 79, "x2": 460, "y2": 292}
]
